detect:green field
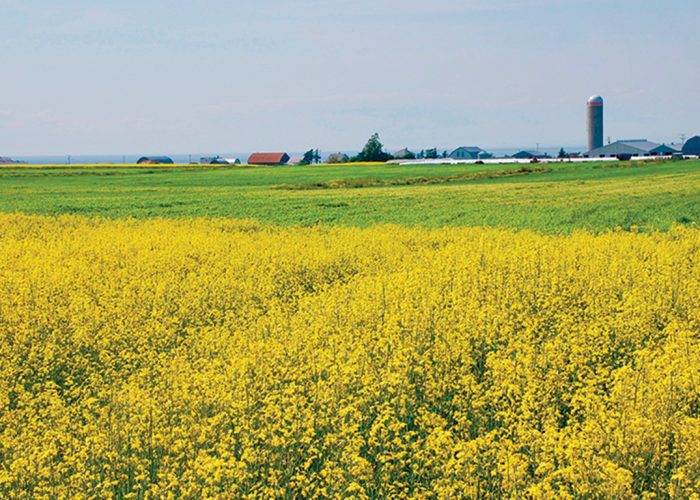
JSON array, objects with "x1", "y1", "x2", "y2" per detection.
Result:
[{"x1": 1, "y1": 159, "x2": 698, "y2": 232}]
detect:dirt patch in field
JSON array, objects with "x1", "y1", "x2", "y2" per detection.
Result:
[{"x1": 274, "y1": 166, "x2": 551, "y2": 190}]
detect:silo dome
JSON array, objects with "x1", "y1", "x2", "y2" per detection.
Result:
[{"x1": 588, "y1": 95, "x2": 604, "y2": 105}]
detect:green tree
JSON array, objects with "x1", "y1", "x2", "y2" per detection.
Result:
[
  {"x1": 425, "y1": 148, "x2": 438, "y2": 159},
  {"x1": 300, "y1": 149, "x2": 321, "y2": 165},
  {"x1": 353, "y1": 133, "x2": 393, "y2": 162},
  {"x1": 558, "y1": 148, "x2": 567, "y2": 159}
]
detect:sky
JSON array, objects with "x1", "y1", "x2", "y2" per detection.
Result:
[{"x1": 1, "y1": 0, "x2": 699, "y2": 155}]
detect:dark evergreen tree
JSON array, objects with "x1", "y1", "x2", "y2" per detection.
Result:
[
  {"x1": 300, "y1": 149, "x2": 322, "y2": 165},
  {"x1": 353, "y1": 133, "x2": 393, "y2": 162}
]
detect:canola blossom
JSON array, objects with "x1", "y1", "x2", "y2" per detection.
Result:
[{"x1": 0, "y1": 214, "x2": 698, "y2": 498}]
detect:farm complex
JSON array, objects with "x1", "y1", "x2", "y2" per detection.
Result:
[
  {"x1": 0, "y1": 157, "x2": 699, "y2": 497},
  {"x1": 4, "y1": 0, "x2": 699, "y2": 495}
]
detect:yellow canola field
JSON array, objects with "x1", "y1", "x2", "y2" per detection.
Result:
[{"x1": 0, "y1": 214, "x2": 698, "y2": 499}]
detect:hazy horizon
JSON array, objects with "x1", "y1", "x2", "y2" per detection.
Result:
[{"x1": 2, "y1": 0, "x2": 699, "y2": 156}]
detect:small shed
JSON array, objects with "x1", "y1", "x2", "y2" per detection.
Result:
[
  {"x1": 137, "y1": 156, "x2": 174, "y2": 165},
  {"x1": 247, "y1": 152, "x2": 290, "y2": 165}
]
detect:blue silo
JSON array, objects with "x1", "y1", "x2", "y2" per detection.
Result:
[{"x1": 587, "y1": 95, "x2": 604, "y2": 152}]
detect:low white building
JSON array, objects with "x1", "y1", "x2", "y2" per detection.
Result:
[{"x1": 586, "y1": 140, "x2": 678, "y2": 158}]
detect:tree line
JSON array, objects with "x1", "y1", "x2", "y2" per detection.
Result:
[{"x1": 302, "y1": 133, "x2": 448, "y2": 164}]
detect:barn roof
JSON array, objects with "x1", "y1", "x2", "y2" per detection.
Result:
[
  {"x1": 649, "y1": 144, "x2": 680, "y2": 155},
  {"x1": 452, "y1": 146, "x2": 486, "y2": 153},
  {"x1": 393, "y1": 148, "x2": 415, "y2": 159},
  {"x1": 248, "y1": 152, "x2": 290, "y2": 164},
  {"x1": 586, "y1": 139, "x2": 677, "y2": 157},
  {"x1": 682, "y1": 136, "x2": 700, "y2": 156},
  {"x1": 449, "y1": 146, "x2": 493, "y2": 160},
  {"x1": 617, "y1": 139, "x2": 662, "y2": 151},
  {"x1": 512, "y1": 150, "x2": 547, "y2": 159},
  {"x1": 137, "y1": 156, "x2": 174, "y2": 164}
]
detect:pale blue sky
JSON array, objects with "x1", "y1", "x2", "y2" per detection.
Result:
[{"x1": 1, "y1": 0, "x2": 699, "y2": 155}]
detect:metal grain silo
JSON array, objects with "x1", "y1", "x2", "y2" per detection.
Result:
[{"x1": 587, "y1": 95, "x2": 604, "y2": 151}]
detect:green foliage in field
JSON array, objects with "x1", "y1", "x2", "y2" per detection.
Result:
[{"x1": 0, "y1": 160, "x2": 698, "y2": 232}]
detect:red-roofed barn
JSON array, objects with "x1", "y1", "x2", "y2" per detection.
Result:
[{"x1": 247, "y1": 152, "x2": 290, "y2": 165}]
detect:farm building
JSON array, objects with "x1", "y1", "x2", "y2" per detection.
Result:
[
  {"x1": 586, "y1": 140, "x2": 679, "y2": 158},
  {"x1": 393, "y1": 148, "x2": 416, "y2": 160},
  {"x1": 512, "y1": 150, "x2": 549, "y2": 159},
  {"x1": 326, "y1": 153, "x2": 349, "y2": 164},
  {"x1": 682, "y1": 136, "x2": 700, "y2": 156},
  {"x1": 200, "y1": 156, "x2": 240, "y2": 165},
  {"x1": 449, "y1": 146, "x2": 493, "y2": 160},
  {"x1": 247, "y1": 152, "x2": 290, "y2": 165},
  {"x1": 137, "y1": 156, "x2": 174, "y2": 165}
]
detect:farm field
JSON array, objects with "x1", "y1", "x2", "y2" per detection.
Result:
[
  {"x1": 0, "y1": 161, "x2": 699, "y2": 497},
  {"x1": 1, "y1": 215, "x2": 698, "y2": 497},
  {"x1": 0, "y1": 159, "x2": 698, "y2": 232}
]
